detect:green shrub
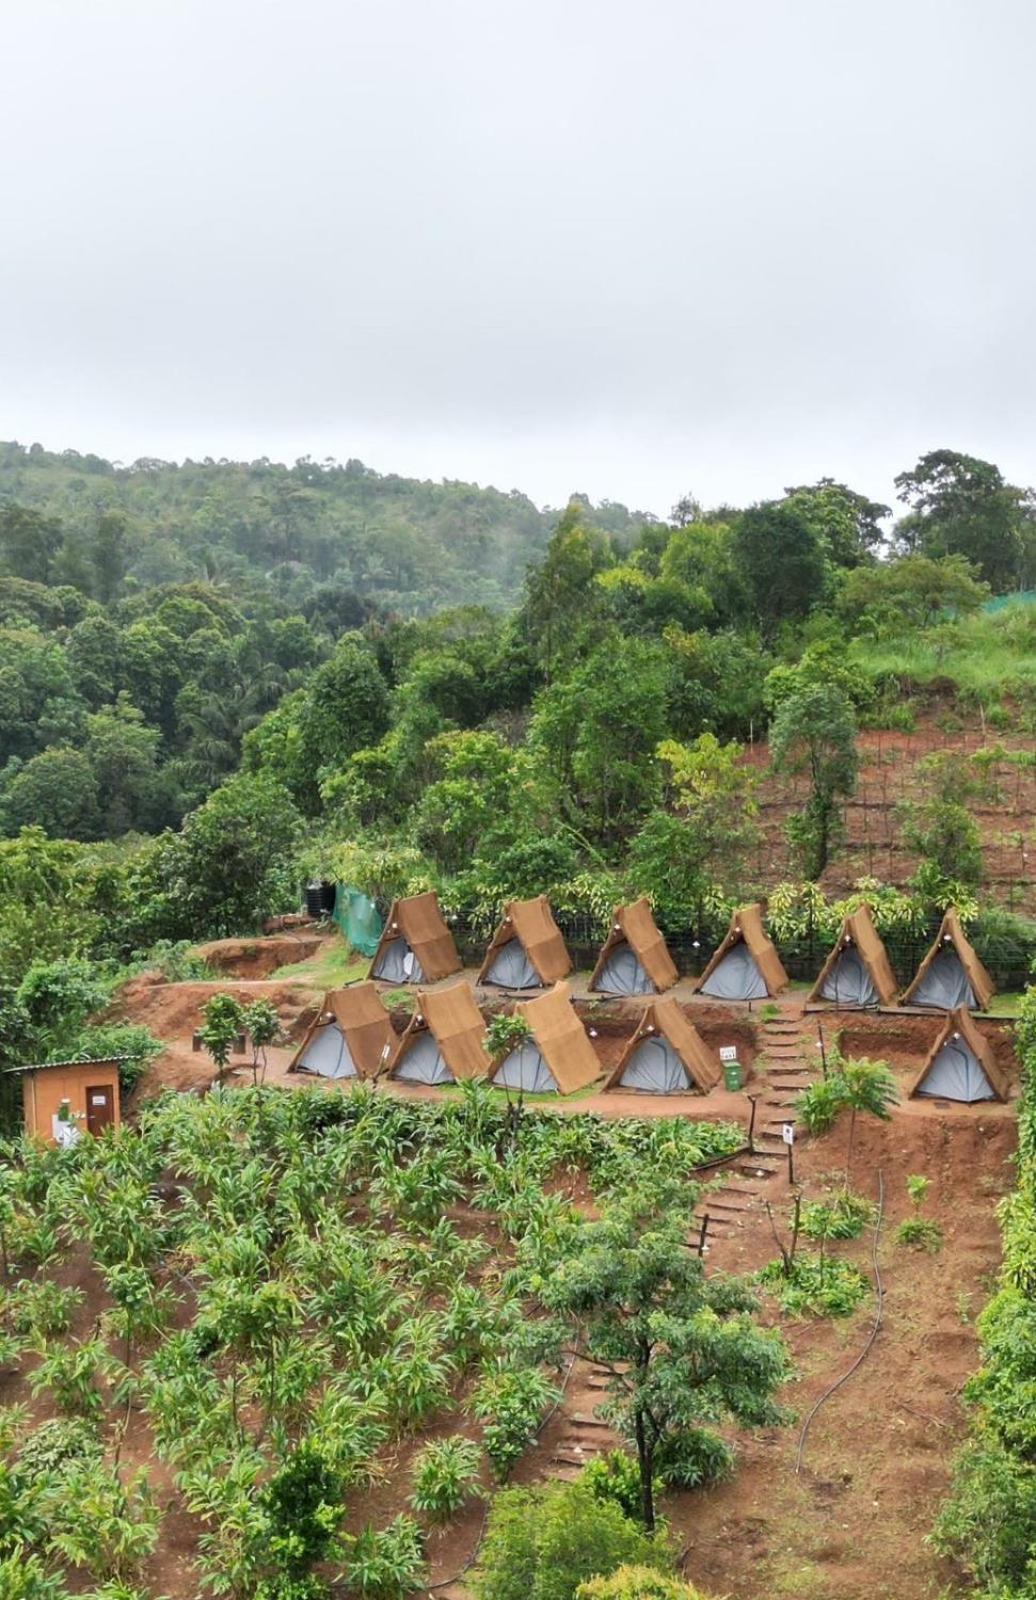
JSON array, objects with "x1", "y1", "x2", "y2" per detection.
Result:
[
  {"x1": 652, "y1": 1428, "x2": 733, "y2": 1491},
  {"x1": 341, "y1": 1515, "x2": 425, "y2": 1600},
  {"x1": 410, "y1": 1435, "x2": 482, "y2": 1522},
  {"x1": 472, "y1": 1366, "x2": 560, "y2": 1481},
  {"x1": 577, "y1": 1566, "x2": 714, "y2": 1600},
  {"x1": 794, "y1": 1077, "x2": 844, "y2": 1136},
  {"x1": 800, "y1": 1191, "x2": 872, "y2": 1241},
  {"x1": 474, "y1": 1483, "x2": 669, "y2": 1600},
  {"x1": 895, "y1": 1219, "x2": 943, "y2": 1252},
  {"x1": 581, "y1": 1451, "x2": 661, "y2": 1526},
  {"x1": 759, "y1": 1255, "x2": 869, "y2": 1318}
]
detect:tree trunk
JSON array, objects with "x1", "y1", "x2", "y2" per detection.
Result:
[{"x1": 633, "y1": 1406, "x2": 655, "y2": 1532}]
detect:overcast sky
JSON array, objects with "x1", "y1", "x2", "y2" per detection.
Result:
[{"x1": 2, "y1": 0, "x2": 1035, "y2": 516}]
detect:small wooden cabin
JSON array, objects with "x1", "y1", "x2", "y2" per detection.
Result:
[{"x1": 12, "y1": 1058, "x2": 122, "y2": 1145}]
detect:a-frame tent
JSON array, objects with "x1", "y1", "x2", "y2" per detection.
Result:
[
  {"x1": 489, "y1": 981, "x2": 600, "y2": 1095},
  {"x1": 807, "y1": 903, "x2": 898, "y2": 1009},
  {"x1": 478, "y1": 896, "x2": 572, "y2": 990},
  {"x1": 909, "y1": 1007, "x2": 1008, "y2": 1104},
  {"x1": 368, "y1": 891, "x2": 461, "y2": 985},
  {"x1": 604, "y1": 996, "x2": 721, "y2": 1094},
  {"x1": 387, "y1": 981, "x2": 489, "y2": 1086},
  {"x1": 901, "y1": 909, "x2": 995, "y2": 1012},
  {"x1": 589, "y1": 899, "x2": 678, "y2": 997},
  {"x1": 693, "y1": 904, "x2": 788, "y2": 1001},
  {"x1": 288, "y1": 983, "x2": 396, "y2": 1081}
]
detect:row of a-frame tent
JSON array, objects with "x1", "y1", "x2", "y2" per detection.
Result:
[
  {"x1": 367, "y1": 890, "x2": 997, "y2": 1013},
  {"x1": 288, "y1": 980, "x2": 1005, "y2": 1104},
  {"x1": 289, "y1": 981, "x2": 721, "y2": 1096}
]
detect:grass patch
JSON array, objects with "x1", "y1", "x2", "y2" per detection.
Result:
[
  {"x1": 849, "y1": 607, "x2": 1036, "y2": 700},
  {"x1": 270, "y1": 937, "x2": 369, "y2": 987},
  {"x1": 895, "y1": 1219, "x2": 943, "y2": 1253}
]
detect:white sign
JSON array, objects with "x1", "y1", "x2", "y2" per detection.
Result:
[
  {"x1": 719, "y1": 1046, "x2": 738, "y2": 1063},
  {"x1": 781, "y1": 1123, "x2": 795, "y2": 1146}
]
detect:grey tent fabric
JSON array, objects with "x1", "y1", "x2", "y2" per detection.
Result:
[
  {"x1": 595, "y1": 943, "x2": 655, "y2": 997},
  {"x1": 618, "y1": 1037, "x2": 688, "y2": 1093},
  {"x1": 820, "y1": 947, "x2": 878, "y2": 1007},
  {"x1": 296, "y1": 1023, "x2": 358, "y2": 1080},
  {"x1": 493, "y1": 1041, "x2": 558, "y2": 1092},
  {"x1": 699, "y1": 943, "x2": 768, "y2": 1001},
  {"x1": 372, "y1": 937, "x2": 424, "y2": 984},
  {"x1": 916, "y1": 1039, "x2": 996, "y2": 1102},
  {"x1": 393, "y1": 1032, "x2": 454, "y2": 1084},
  {"x1": 910, "y1": 950, "x2": 976, "y2": 1010},
  {"x1": 482, "y1": 938, "x2": 542, "y2": 990}
]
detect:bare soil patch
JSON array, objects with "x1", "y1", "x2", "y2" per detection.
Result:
[{"x1": 194, "y1": 933, "x2": 323, "y2": 979}]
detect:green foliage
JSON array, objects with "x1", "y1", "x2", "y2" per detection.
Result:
[
  {"x1": 769, "y1": 683, "x2": 858, "y2": 879},
  {"x1": 409, "y1": 1435, "x2": 482, "y2": 1522},
  {"x1": 895, "y1": 448, "x2": 1029, "y2": 591},
  {"x1": 199, "y1": 992, "x2": 246, "y2": 1081},
  {"x1": 543, "y1": 1185, "x2": 787, "y2": 1530},
  {"x1": 934, "y1": 984, "x2": 1036, "y2": 1591},
  {"x1": 800, "y1": 1190, "x2": 873, "y2": 1241},
  {"x1": 472, "y1": 1365, "x2": 560, "y2": 1481},
  {"x1": 794, "y1": 1057, "x2": 898, "y2": 1179},
  {"x1": 474, "y1": 1482, "x2": 669, "y2": 1600},
  {"x1": 340, "y1": 1515, "x2": 425, "y2": 1600},
  {"x1": 577, "y1": 1564, "x2": 714, "y2": 1600},
  {"x1": 581, "y1": 1451, "x2": 663, "y2": 1526},
  {"x1": 759, "y1": 1255, "x2": 869, "y2": 1318},
  {"x1": 485, "y1": 1012, "x2": 533, "y2": 1062},
  {"x1": 895, "y1": 1219, "x2": 943, "y2": 1252},
  {"x1": 731, "y1": 500, "x2": 829, "y2": 635},
  {"x1": 794, "y1": 1076, "x2": 845, "y2": 1136}
]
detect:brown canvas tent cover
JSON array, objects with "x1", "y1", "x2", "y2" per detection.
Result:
[
  {"x1": 388, "y1": 980, "x2": 489, "y2": 1085},
  {"x1": 807, "y1": 903, "x2": 898, "y2": 1008},
  {"x1": 604, "y1": 996, "x2": 721, "y2": 1094},
  {"x1": 589, "y1": 898, "x2": 679, "y2": 997},
  {"x1": 288, "y1": 983, "x2": 395, "y2": 1081},
  {"x1": 478, "y1": 896, "x2": 572, "y2": 990},
  {"x1": 901, "y1": 908, "x2": 995, "y2": 1011},
  {"x1": 490, "y1": 980, "x2": 600, "y2": 1094},
  {"x1": 693, "y1": 904, "x2": 788, "y2": 1000},
  {"x1": 909, "y1": 1007, "x2": 1008, "y2": 1103},
  {"x1": 369, "y1": 891, "x2": 461, "y2": 984}
]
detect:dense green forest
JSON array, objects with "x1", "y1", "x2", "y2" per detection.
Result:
[{"x1": 0, "y1": 440, "x2": 1034, "y2": 1071}]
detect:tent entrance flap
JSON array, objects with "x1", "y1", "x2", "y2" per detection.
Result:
[
  {"x1": 394, "y1": 1033, "x2": 454, "y2": 1085},
  {"x1": 910, "y1": 950, "x2": 976, "y2": 1010},
  {"x1": 916, "y1": 1040, "x2": 995, "y2": 1102},
  {"x1": 296, "y1": 1023, "x2": 358, "y2": 1080},
  {"x1": 483, "y1": 939, "x2": 542, "y2": 989},
  {"x1": 820, "y1": 948, "x2": 878, "y2": 1006},
  {"x1": 596, "y1": 944, "x2": 655, "y2": 996},
  {"x1": 372, "y1": 938, "x2": 425, "y2": 984},
  {"x1": 494, "y1": 1041, "x2": 558, "y2": 1092},
  {"x1": 619, "y1": 1037, "x2": 688, "y2": 1093},
  {"x1": 700, "y1": 943, "x2": 768, "y2": 1001}
]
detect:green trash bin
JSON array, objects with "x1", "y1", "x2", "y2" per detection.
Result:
[{"x1": 722, "y1": 1059, "x2": 743, "y2": 1092}]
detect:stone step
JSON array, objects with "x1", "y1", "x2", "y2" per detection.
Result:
[{"x1": 733, "y1": 1160, "x2": 781, "y2": 1178}]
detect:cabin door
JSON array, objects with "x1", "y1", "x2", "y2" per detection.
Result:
[{"x1": 86, "y1": 1085, "x2": 115, "y2": 1135}]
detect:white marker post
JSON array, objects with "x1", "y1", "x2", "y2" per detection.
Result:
[{"x1": 782, "y1": 1122, "x2": 796, "y2": 1186}]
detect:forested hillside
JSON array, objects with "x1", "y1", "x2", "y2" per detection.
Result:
[{"x1": 0, "y1": 441, "x2": 644, "y2": 612}]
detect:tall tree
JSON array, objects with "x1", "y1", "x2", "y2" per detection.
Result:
[
  {"x1": 769, "y1": 683, "x2": 858, "y2": 878},
  {"x1": 544, "y1": 1185, "x2": 787, "y2": 1531},
  {"x1": 894, "y1": 449, "x2": 1028, "y2": 592},
  {"x1": 520, "y1": 502, "x2": 612, "y2": 682},
  {"x1": 730, "y1": 502, "x2": 828, "y2": 635}
]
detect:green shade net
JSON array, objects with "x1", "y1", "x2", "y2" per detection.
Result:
[{"x1": 332, "y1": 887, "x2": 383, "y2": 958}]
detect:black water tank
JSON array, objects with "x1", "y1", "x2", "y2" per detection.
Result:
[
  {"x1": 320, "y1": 881, "x2": 337, "y2": 914},
  {"x1": 305, "y1": 881, "x2": 323, "y2": 918}
]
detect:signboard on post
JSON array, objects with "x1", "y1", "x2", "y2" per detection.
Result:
[
  {"x1": 719, "y1": 1046, "x2": 738, "y2": 1062},
  {"x1": 782, "y1": 1122, "x2": 795, "y2": 1184}
]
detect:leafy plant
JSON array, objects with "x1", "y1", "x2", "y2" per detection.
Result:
[
  {"x1": 410, "y1": 1435, "x2": 482, "y2": 1522},
  {"x1": 472, "y1": 1366, "x2": 560, "y2": 1482},
  {"x1": 581, "y1": 1450, "x2": 662, "y2": 1526}
]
